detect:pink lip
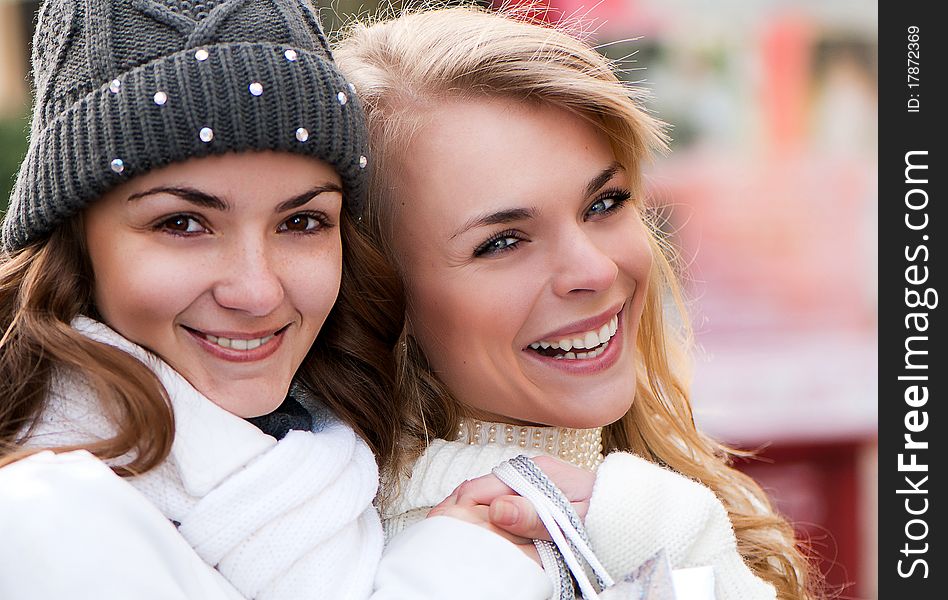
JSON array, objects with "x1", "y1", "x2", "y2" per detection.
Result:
[
  {"x1": 529, "y1": 302, "x2": 625, "y2": 345},
  {"x1": 183, "y1": 326, "x2": 286, "y2": 363},
  {"x1": 523, "y1": 308, "x2": 625, "y2": 375}
]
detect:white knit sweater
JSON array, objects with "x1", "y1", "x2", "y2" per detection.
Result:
[
  {"x1": 25, "y1": 317, "x2": 383, "y2": 600},
  {"x1": 384, "y1": 432, "x2": 776, "y2": 600}
]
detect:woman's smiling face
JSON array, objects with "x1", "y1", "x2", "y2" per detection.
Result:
[
  {"x1": 393, "y1": 98, "x2": 653, "y2": 428},
  {"x1": 84, "y1": 151, "x2": 343, "y2": 417}
]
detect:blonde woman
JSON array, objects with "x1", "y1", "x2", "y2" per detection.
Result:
[{"x1": 336, "y1": 6, "x2": 818, "y2": 599}]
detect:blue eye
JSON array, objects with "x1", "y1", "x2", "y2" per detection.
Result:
[
  {"x1": 474, "y1": 230, "x2": 523, "y2": 257},
  {"x1": 586, "y1": 189, "x2": 632, "y2": 220},
  {"x1": 589, "y1": 197, "x2": 617, "y2": 214}
]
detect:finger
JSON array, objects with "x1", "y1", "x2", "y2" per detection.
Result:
[
  {"x1": 490, "y1": 496, "x2": 591, "y2": 540},
  {"x1": 489, "y1": 496, "x2": 549, "y2": 540},
  {"x1": 531, "y1": 455, "x2": 596, "y2": 502},
  {"x1": 429, "y1": 504, "x2": 534, "y2": 547},
  {"x1": 429, "y1": 488, "x2": 461, "y2": 514},
  {"x1": 571, "y1": 499, "x2": 590, "y2": 521},
  {"x1": 451, "y1": 474, "x2": 516, "y2": 506}
]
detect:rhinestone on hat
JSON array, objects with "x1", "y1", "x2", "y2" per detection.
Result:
[
  {"x1": 337, "y1": 91, "x2": 348, "y2": 105},
  {"x1": 359, "y1": 155, "x2": 367, "y2": 169},
  {"x1": 199, "y1": 127, "x2": 214, "y2": 143},
  {"x1": 153, "y1": 91, "x2": 168, "y2": 106},
  {"x1": 108, "y1": 79, "x2": 121, "y2": 94},
  {"x1": 348, "y1": 82, "x2": 357, "y2": 93},
  {"x1": 295, "y1": 128, "x2": 309, "y2": 142},
  {"x1": 249, "y1": 82, "x2": 263, "y2": 96},
  {"x1": 110, "y1": 158, "x2": 125, "y2": 173},
  {"x1": 284, "y1": 49, "x2": 298, "y2": 62},
  {"x1": 195, "y1": 48, "x2": 209, "y2": 61}
]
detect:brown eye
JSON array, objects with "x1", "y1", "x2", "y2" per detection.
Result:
[
  {"x1": 159, "y1": 215, "x2": 205, "y2": 234},
  {"x1": 278, "y1": 213, "x2": 324, "y2": 233}
]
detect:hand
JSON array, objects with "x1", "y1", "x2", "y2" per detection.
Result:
[
  {"x1": 427, "y1": 493, "x2": 540, "y2": 564},
  {"x1": 427, "y1": 456, "x2": 596, "y2": 562}
]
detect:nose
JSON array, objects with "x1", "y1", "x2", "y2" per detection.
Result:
[
  {"x1": 212, "y1": 237, "x2": 285, "y2": 316},
  {"x1": 550, "y1": 228, "x2": 618, "y2": 297}
]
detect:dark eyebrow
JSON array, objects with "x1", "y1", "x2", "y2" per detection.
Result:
[
  {"x1": 450, "y1": 207, "x2": 537, "y2": 240},
  {"x1": 125, "y1": 183, "x2": 344, "y2": 213},
  {"x1": 585, "y1": 162, "x2": 624, "y2": 198},
  {"x1": 127, "y1": 186, "x2": 228, "y2": 211},
  {"x1": 275, "y1": 184, "x2": 344, "y2": 212}
]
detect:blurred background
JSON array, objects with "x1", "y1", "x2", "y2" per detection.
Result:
[{"x1": 0, "y1": 0, "x2": 877, "y2": 597}]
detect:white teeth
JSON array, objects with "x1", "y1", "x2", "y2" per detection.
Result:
[
  {"x1": 549, "y1": 340, "x2": 610, "y2": 361},
  {"x1": 598, "y1": 323, "x2": 610, "y2": 342},
  {"x1": 583, "y1": 331, "x2": 599, "y2": 349},
  {"x1": 532, "y1": 312, "x2": 620, "y2": 352},
  {"x1": 203, "y1": 333, "x2": 274, "y2": 351}
]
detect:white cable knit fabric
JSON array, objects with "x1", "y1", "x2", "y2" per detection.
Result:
[
  {"x1": 384, "y1": 436, "x2": 775, "y2": 600},
  {"x1": 586, "y1": 453, "x2": 776, "y2": 600},
  {"x1": 24, "y1": 317, "x2": 383, "y2": 600}
]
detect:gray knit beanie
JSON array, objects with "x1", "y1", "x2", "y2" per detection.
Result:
[{"x1": 2, "y1": 0, "x2": 368, "y2": 251}]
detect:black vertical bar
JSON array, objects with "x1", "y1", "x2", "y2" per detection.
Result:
[{"x1": 878, "y1": 1, "x2": 944, "y2": 597}]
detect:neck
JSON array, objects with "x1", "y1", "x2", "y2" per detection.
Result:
[{"x1": 455, "y1": 418, "x2": 604, "y2": 470}]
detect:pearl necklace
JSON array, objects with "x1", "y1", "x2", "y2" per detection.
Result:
[{"x1": 456, "y1": 419, "x2": 604, "y2": 470}]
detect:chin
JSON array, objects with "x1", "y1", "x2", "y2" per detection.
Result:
[
  {"x1": 205, "y1": 384, "x2": 288, "y2": 418},
  {"x1": 560, "y1": 398, "x2": 633, "y2": 429}
]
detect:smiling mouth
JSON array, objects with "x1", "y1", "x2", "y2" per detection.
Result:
[
  {"x1": 185, "y1": 325, "x2": 289, "y2": 351},
  {"x1": 527, "y1": 312, "x2": 619, "y2": 361}
]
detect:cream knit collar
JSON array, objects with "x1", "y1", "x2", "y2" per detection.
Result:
[{"x1": 455, "y1": 419, "x2": 604, "y2": 470}]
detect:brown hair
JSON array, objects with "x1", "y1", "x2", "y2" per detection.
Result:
[
  {"x1": 335, "y1": 5, "x2": 821, "y2": 598},
  {"x1": 0, "y1": 210, "x2": 403, "y2": 474}
]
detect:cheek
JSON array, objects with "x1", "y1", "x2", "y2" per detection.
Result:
[
  {"x1": 407, "y1": 269, "x2": 532, "y2": 378},
  {"x1": 613, "y1": 219, "x2": 654, "y2": 287},
  {"x1": 282, "y1": 242, "x2": 343, "y2": 332},
  {"x1": 408, "y1": 278, "x2": 480, "y2": 359},
  {"x1": 90, "y1": 244, "x2": 205, "y2": 334}
]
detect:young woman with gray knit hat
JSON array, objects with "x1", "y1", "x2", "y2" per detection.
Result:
[{"x1": 0, "y1": 1, "x2": 559, "y2": 598}]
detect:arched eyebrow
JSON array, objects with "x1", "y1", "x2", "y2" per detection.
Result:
[
  {"x1": 274, "y1": 184, "x2": 344, "y2": 212},
  {"x1": 584, "y1": 162, "x2": 624, "y2": 198},
  {"x1": 450, "y1": 207, "x2": 537, "y2": 240},
  {"x1": 125, "y1": 184, "x2": 343, "y2": 212},
  {"x1": 127, "y1": 186, "x2": 228, "y2": 210}
]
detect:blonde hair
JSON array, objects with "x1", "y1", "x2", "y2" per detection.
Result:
[{"x1": 335, "y1": 5, "x2": 820, "y2": 598}]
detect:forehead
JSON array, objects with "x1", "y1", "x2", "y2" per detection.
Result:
[
  {"x1": 102, "y1": 152, "x2": 342, "y2": 206},
  {"x1": 395, "y1": 98, "x2": 617, "y2": 230}
]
